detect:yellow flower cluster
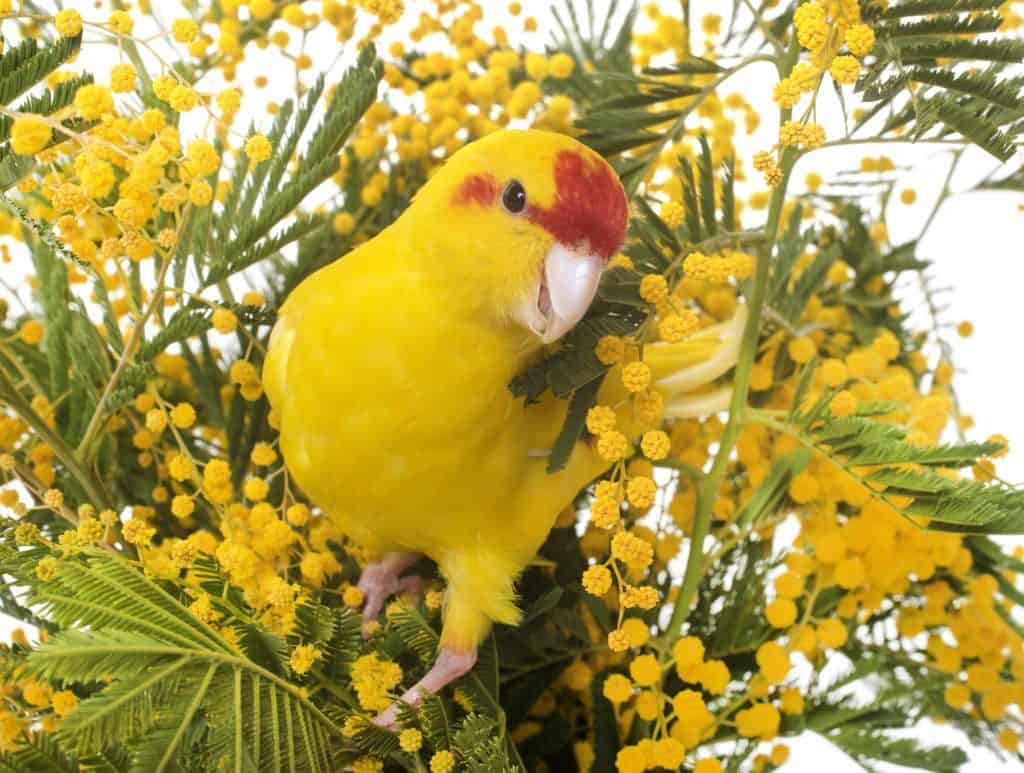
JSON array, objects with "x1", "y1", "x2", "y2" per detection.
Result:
[
  {"x1": 779, "y1": 120, "x2": 826, "y2": 149},
  {"x1": 351, "y1": 653, "x2": 403, "y2": 711},
  {"x1": 757, "y1": 1, "x2": 878, "y2": 184},
  {"x1": 683, "y1": 250, "x2": 756, "y2": 283}
]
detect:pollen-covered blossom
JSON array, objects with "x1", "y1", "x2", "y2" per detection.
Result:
[
  {"x1": 582, "y1": 565, "x2": 612, "y2": 596},
  {"x1": 595, "y1": 335, "x2": 625, "y2": 364},
  {"x1": 779, "y1": 120, "x2": 826, "y2": 148},
  {"x1": 683, "y1": 250, "x2": 755, "y2": 282},
  {"x1": 350, "y1": 654, "x2": 403, "y2": 711},
  {"x1": 289, "y1": 644, "x2": 322, "y2": 675},
  {"x1": 621, "y1": 361, "x2": 652, "y2": 393},
  {"x1": 845, "y1": 23, "x2": 875, "y2": 56},
  {"x1": 51, "y1": 690, "x2": 78, "y2": 717},
  {"x1": 586, "y1": 405, "x2": 617, "y2": 435},
  {"x1": 830, "y1": 55, "x2": 861, "y2": 85},
  {"x1": 10, "y1": 118, "x2": 52, "y2": 155},
  {"x1": 54, "y1": 10, "x2": 83, "y2": 38},
  {"x1": 398, "y1": 728, "x2": 423, "y2": 752},
  {"x1": 658, "y1": 310, "x2": 699, "y2": 342},
  {"x1": 245, "y1": 134, "x2": 272, "y2": 162},
  {"x1": 596, "y1": 430, "x2": 629, "y2": 462},
  {"x1": 611, "y1": 531, "x2": 654, "y2": 568},
  {"x1": 640, "y1": 430, "x2": 670, "y2": 460},
  {"x1": 736, "y1": 703, "x2": 781, "y2": 740}
]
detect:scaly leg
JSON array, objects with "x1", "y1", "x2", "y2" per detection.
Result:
[
  {"x1": 357, "y1": 551, "x2": 422, "y2": 634},
  {"x1": 372, "y1": 647, "x2": 478, "y2": 729}
]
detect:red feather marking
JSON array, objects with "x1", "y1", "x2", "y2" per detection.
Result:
[
  {"x1": 452, "y1": 173, "x2": 498, "y2": 207},
  {"x1": 528, "y1": 150, "x2": 628, "y2": 259}
]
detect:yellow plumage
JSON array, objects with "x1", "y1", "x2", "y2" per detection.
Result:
[{"x1": 264, "y1": 129, "x2": 741, "y2": 662}]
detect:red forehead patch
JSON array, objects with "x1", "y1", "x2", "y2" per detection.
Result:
[
  {"x1": 452, "y1": 173, "x2": 498, "y2": 207},
  {"x1": 528, "y1": 150, "x2": 628, "y2": 260}
]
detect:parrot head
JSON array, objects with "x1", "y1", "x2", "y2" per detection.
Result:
[{"x1": 404, "y1": 129, "x2": 629, "y2": 346}]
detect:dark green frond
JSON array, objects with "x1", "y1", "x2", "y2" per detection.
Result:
[
  {"x1": 0, "y1": 35, "x2": 82, "y2": 107},
  {"x1": 879, "y1": 0, "x2": 1003, "y2": 18},
  {"x1": 200, "y1": 47, "x2": 381, "y2": 287}
]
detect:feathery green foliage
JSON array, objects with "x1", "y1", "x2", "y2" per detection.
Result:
[
  {"x1": 203, "y1": 47, "x2": 382, "y2": 286},
  {"x1": 858, "y1": 0, "x2": 1024, "y2": 160}
]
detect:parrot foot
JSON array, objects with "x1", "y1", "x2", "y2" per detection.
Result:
[
  {"x1": 358, "y1": 551, "x2": 422, "y2": 635},
  {"x1": 372, "y1": 647, "x2": 478, "y2": 730}
]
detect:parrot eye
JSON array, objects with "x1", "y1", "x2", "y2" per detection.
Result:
[{"x1": 502, "y1": 180, "x2": 527, "y2": 214}]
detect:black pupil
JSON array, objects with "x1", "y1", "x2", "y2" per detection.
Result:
[{"x1": 503, "y1": 181, "x2": 526, "y2": 213}]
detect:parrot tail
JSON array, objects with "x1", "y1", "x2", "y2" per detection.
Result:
[{"x1": 649, "y1": 304, "x2": 748, "y2": 419}]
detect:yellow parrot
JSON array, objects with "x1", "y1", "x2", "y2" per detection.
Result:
[{"x1": 264, "y1": 129, "x2": 743, "y2": 725}]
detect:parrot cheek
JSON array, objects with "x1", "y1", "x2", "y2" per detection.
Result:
[{"x1": 515, "y1": 242, "x2": 604, "y2": 345}]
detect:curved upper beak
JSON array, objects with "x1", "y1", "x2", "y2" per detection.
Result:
[{"x1": 516, "y1": 243, "x2": 604, "y2": 344}]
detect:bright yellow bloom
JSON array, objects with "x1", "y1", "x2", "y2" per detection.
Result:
[
  {"x1": 830, "y1": 55, "x2": 861, "y2": 85},
  {"x1": 595, "y1": 335, "x2": 625, "y2": 364},
  {"x1": 640, "y1": 430, "x2": 670, "y2": 460},
  {"x1": 766, "y1": 598, "x2": 797, "y2": 628},
  {"x1": 549, "y1": 53, "x2": 575, "y2": 78},
  {"x1": 429, "y1": 750, "x2": 455, "y2": 773},
  {"x1": 109, "y1": 63, "x2": 137, "y2": 93},
  {"x1": 582, "y1": 564, "x2": 612, "y2": 596},
  {"x1": 736, "y1": 703, "x2": 780, "y2": 740},
  {"x1": 172, "y1": 18, "x2": 200, "y2": 43},
  {"x1": 170, "y1": 403, "x2": 197, "y2": 428},
  {"x1": 845, "y1": 24, "x2": 875, "y2": 57},
  {"x1": 756, "y1": 641, "x2": 790, "y2": 684},
  {"x1": 54, "y1": 9, "x2": 83, "y2": 38},
  {"x1": 621, "y1": 362, "x2": 652, "y2": 393},
  {"x1": 399, "y1": 728, "x2": 423, "y2": 752},
  {"x1": 212, "y1": 307, "x2": 238, "y2": 333},
  {"x1": 11, "y1": 118, "x2": 52, "y2": 155},
  {"x1": 603, "y1": 673, "x2": 632, "y2": 703},
  {"x1": 18, "y1": 319, "x2": 45, "y2": 344},
  {"x1": 52, "y1": 690, "x2": 78, "y2": 716},
  {"x1": 597, "y1": 430, "x2": 629, "y2": 462},
  {"x1": 74, "y1": 84, "x2": 114, "y2": 120},
  {"x1": 289, "y1": 644, "x2": 321, "y2": 674},
  {"x1": 586, "y1": 405, "x2": 617, "y2": 435},
  {"x1": 629, "y1": 654, "x2": 660, "y2": 686},
  {"x1": 245, "y1": 133, "x2": 272, "y2": 162},
  {"x1": 169, "y1": 85, "x2": 198, "y2": 112},
  {"x1": 830, "y1": 390, "x2": 857, "y2": 417}
]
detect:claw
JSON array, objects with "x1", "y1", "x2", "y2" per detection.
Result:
[
  {"x1": 357, "y1": 551, "x2": 422, "y2": 636},
  {"x1": 372, "y1": 647, "x2": 478, "y2": 729}
]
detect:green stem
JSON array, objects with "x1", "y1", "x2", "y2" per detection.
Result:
[
  {"x1": 659, "y1": 38, "x2": 802, "y2": 641},
  {"x1": 78, "y1": 241, "x2": 174, "y2": 459},
  {"x1": 914, "y1": 149, "x2": 968, "y2": 440},
  {"x1": 0, "y1": 366, "x2": 113, "y2": 510},
  {"x1": 661, "y1": 149, "x2": 797, "y2": 640},
  {"x1": 739, "y1": 0, "x2": 785, "y2": 55}
]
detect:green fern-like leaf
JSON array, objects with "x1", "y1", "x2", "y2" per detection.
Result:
[
  {"x1": 875, "y1": 11, "x2": 1003, "y2": 38},
  {"x1": 827, "y1": 727, "x2": 967, "y2": 772},
  {"x1": 21, "y1": 551, "x2": 344, "y2": 771},
  {"x1": 0, "y1": 733, "x2": 81, "y2": 773},
  {"x1": 879, "y1": 0, "x2": 1003, "y2": 18},
  {"x1": 0, "y1": 35, "x2": 82, "y2": 107},
  {"x1": 202, "y1": 46, "x2": 381, "y2": 287},
  {"x1": 0, "y1": 73, "x2": 95, "y2": 142},
  {"x1": 777, "y1": 410, "x2": 1024, "y2": 533}
]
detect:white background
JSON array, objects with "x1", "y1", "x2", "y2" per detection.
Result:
[{"x1": 1, "y1": 0, "x2": 1023, "y2": 769}]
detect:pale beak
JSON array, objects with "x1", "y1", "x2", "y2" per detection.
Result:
[{"x1": 516, "y1": 243, "x2": 604, "y2": 344}]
